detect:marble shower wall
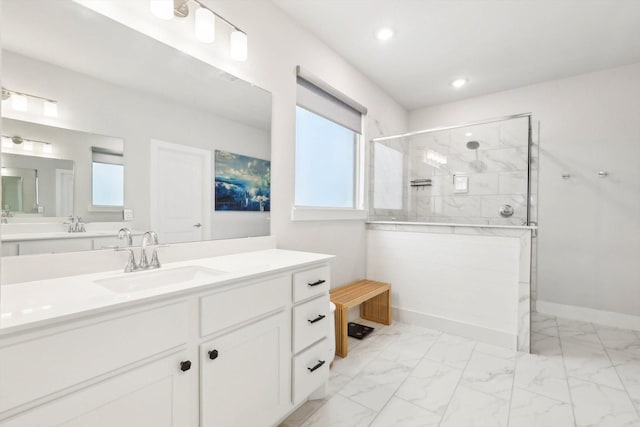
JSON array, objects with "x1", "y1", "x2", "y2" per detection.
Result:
[{"x1": 370, "y1": 116, "x2": 532, "y2": 226}]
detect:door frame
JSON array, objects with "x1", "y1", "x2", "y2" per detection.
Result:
[{"x1": 149, "y1": 139, "x2": 212, "y2": 241}]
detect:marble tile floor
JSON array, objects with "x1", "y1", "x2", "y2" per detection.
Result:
[{"x1": 280, "y1": 314, "x2": 640, "y2": 427}]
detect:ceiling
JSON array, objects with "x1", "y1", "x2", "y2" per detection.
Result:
[{"x1": 272, "y1": 0, "x2": 640, "y2": 110}]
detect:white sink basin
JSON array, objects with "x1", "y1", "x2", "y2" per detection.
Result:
[{"x1": 95, "y1": 266, "x2": 227, "y2": 294}]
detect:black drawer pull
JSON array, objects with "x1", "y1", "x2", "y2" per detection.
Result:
[
  {"x1": 307, "y1": 360, "x2": 326, "y2": 373},
  {"x1": 308, "y1": 314, "x2": 326, "y2": 324},
  {"x1": 308, "y1": 279, "x2": 326, "y2": 287},
  {"x1": 208, "y1": 349, "x2": 219, "y2": 360},
  {"x1": 180, "y1": 360, "x2": 192, "y2": 372}
]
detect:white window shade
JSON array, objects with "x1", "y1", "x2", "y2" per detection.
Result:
[
  {"x1": 92, "y1": 147, "x2": 123, "y2": 165},
  {"x1": 296, "y1": 66, "x2": 367, "y2": 134}
]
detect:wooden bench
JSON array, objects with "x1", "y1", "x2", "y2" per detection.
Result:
[{"x1": 330, "y1": 279, "x2": 391, "y2": 358}]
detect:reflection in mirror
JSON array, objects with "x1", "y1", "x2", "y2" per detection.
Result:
[{"x1": 0, "y1": 1, "x2": 272, "y2": 256}]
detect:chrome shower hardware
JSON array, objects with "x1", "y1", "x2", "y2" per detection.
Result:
[{"x1": 499, "y1": 204, "x2": 515, "y2": 218}]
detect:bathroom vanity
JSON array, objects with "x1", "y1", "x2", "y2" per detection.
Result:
[{"x1": 0, "y1": 248, "x2": 333, "y2": 427}]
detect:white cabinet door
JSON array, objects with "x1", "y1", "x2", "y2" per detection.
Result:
[
  {"x1": 200, "y1": 311, "x2": 292, "y2": 427},
  {"x1": 0, "y1": 351, "x2": 197, "y2": 427}
]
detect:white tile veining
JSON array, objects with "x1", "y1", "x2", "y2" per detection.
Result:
[{"x1": 282, "y1": 314, "x2": 640, "y2": 427}]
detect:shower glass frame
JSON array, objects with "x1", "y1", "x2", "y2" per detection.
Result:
[{"x1": 369, "y1": 113, "x2": 536, "y2": 226}]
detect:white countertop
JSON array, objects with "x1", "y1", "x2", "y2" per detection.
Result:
[
  {"x1": 0, "y1": 249, "x2": 333, "y2": 335},
  {"x1": 2, "y1": 230, "x2": 144, "y2": 242}
]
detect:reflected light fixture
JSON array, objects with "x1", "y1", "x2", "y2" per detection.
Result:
[
  {"x1": 43, "y1": 100, "x2": 58, "y2": 117},
  {"x1": 11, "y1": 93, "x2": 27, "y2": 111},
  {"x1": 150, "y1": 0, "x2": 248, "y2": 61},
  {"x1": 195, "y1": 7, "x2": 216, "y2": 43},
  {"x1": 376, "y1": 27, "x2": 394, "y2": 41},
  {"x1": 230, "y1": 30, "x2": 248, "y2": 61},
  {"x1": 2, "y1": 135, "x2": 55, "y2": 154},
  {"x1": 150, "y1": 0, "x2": 174, "y2": 20},
  {"x1": 451, "y1": 78, "x2": 467, "y2": 88}
]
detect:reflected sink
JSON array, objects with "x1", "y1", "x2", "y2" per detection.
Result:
[{"x1": 95, "y1": 266, "x2": 227, "y2": 294}]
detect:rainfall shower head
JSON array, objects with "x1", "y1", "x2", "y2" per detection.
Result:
[{"x1": 466, "y1": 140, "x2": 480, "y2": 150}]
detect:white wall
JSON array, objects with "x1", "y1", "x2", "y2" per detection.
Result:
[
  {"x1": 409, "y1": 63, "x2": 640, "y2": 317},
  {"x1": 77, "y1": 0, "x2": 409, "y2": 287}
]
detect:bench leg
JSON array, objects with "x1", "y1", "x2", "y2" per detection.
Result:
[
  {"x1": 360, "y1": 290, "x2": 392, "y2": 325},
  {"x1": 335, "y1": 305, "x2": 349, "y2": 358}
]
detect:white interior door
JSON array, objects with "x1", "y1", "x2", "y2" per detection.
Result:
[
  {"x1": 56, "y1": 169, "x2": 74, "y2": 217},
  {"x1": 150, "y1": 139, "x2": 211, "y2": 244}
]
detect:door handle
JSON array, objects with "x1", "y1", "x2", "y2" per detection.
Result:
[{"x1": 194, "y1": 223, "x2": 202, "y2": 228}]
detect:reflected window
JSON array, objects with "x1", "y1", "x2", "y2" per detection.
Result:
[{"x1": 91, "y1": 148, "x2": 123, "y2": 207}]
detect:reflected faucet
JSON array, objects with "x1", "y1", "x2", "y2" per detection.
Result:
[{"x1": 140, "y1": 231, "x2": 161, "y2": 270}]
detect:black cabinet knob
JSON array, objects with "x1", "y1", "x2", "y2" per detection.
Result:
[
  {"x1": 208, "y1": 349, "x2": 219, "y2": 360},
  {"x1": 180, "y1": 360, "x2": 192, "y2": 372}
]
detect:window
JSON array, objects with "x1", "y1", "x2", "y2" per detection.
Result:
[
  {"x1": 294, "y1": 66, "x2": 367, "y2": 220},
  {"x1": 91, "y1": 148, "x2": 124, "y2": 207}
]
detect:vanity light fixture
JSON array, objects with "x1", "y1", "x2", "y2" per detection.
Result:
[
  {"x1": 150, "y1": 0, "x2": 248, "y2": 61},
  {"x1": 195, "y1": 6, "x2": 216, "y2": 43},
  {"x1": 1, "y1": 87, "x2": 59, "y2": 117},
  {"x1": 451, "y1": 78, "x2": 467, "y2": 88},
  {"x1": 150, "y1": 0, "x2": 174, "y2": 20},
  {"x1": 376, "y1": 27, "x2": 395, "y2": 41}
]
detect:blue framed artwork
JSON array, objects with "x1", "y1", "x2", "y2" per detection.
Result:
[{"x1": 214, "y1": 150, "x2": 271, "y2": 212}]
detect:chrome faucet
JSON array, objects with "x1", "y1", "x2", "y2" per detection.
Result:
[
  {"x1": 2, "y1": 210, "x2": 12, "y2": 223},
  {"x1": 65, "y1": 216, "x2": 86, "y2": 233},
  {"x1": 116, "y1": 230, "x2": 165, "y2": 273},
  {"x1": 118, "y1": 227, "x2": 133, "y2": 246}
]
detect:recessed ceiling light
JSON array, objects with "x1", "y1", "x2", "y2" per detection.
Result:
[
  {"x1": 376, "y1": 27, "x2": 394, "y2": 41},
  {"x1": 451, "y1": 78, "x2": 467, "y2": 88},
  {"x1": 464, "y1": 132, "x2": 472, "y2": 137}
]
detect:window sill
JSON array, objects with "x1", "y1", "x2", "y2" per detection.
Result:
[
  {"x1": 87, "y1": 205, "x2": 124, "y2": 213},
  {"x1": 291, "y1": 206, "x2": 367, "y2": 221}
]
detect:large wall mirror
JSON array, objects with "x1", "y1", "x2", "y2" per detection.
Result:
[{"x1": 0, "y1": 1, "x2": 272, "y2": 256}]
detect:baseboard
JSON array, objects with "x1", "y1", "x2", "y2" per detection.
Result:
[
  {"x1": 537, "y1": 300, "x2": 640, "y2": 331},
  {"x1": 392, "y1": 307, "x2": 517, "y2": 350}
]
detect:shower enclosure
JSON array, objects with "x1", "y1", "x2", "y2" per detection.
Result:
[{"x1": 369, "y1": 114, "x2": 538, "y2": 226}]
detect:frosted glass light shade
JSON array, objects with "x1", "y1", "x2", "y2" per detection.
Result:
[
  {"x1": 43, "y1": 100, "x2": 58, "y2": 117},
  {"x1": 11, "y1": 93, "x2": 27, "y2": 111},
  {"x1": 230, "y1": 31, "x2": 248, "y2": 61},
  {"x1": 195, "y1": 7, "x2": 216, "y2": 43},
  {"x1": 150, "y1": 0, "x2": 174, "y2": 20}
]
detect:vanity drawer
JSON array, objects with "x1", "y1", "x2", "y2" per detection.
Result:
[
  {"x1": 292, "y1": 265, "x2": 330, "y2": 303},
  {"x1": 200, "y1": 274, "x2": 290, "y2": 337},
  {"x1": 293, "y1": 294, "x2": 330, "y2": 353},
  {"x1": 0, "y1": 301, "x2": 189, "y2": 413},
  {"x1": 292, "y1": 338, "x2": 329, "y2": 404}
]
